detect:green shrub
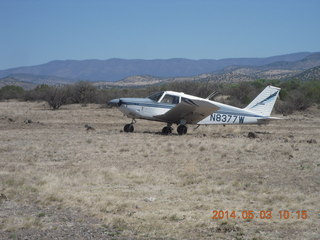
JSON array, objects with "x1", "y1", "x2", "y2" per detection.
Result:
[{"x1": 0, "y1": 85, "x2": 24, "y2": 100}]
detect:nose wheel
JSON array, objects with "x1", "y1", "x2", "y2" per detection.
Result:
[
  {"x1": 124, "y1": 119, "x2": 135, "y2": 133},
  {"x1": 177, "y1": 125, "x2": 187, "y2": 135},
  {"x1": 124, "y1": 124, "x2": 134, "y2": 133}
]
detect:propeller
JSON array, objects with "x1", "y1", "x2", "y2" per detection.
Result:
[{"x1": 108, "y1": 98, "x2": 123, "y2": 107}]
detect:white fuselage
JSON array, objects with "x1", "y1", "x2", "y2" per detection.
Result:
[{"x1": 115, "y1": 91, "x2": 268, "y2": 125}]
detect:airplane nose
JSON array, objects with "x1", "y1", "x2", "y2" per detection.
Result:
[{"x1": 108, "y1": 98, "x2": 122, "y2": 107}]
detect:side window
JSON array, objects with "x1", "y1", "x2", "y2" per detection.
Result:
[
  {"x1": 172, "y1": 96, "x2": 180, "y2": 104},
  {"x1": 160, "y1": 94, "x2": 179, "y2": 104}
]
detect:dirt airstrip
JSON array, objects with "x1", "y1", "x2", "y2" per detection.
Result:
[{"x1": 0, "y1": 101, "x2": 319, "y2": 239}]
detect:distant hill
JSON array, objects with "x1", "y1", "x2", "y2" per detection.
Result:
[
  {"x1": 0, "y1": 76, "x2": 37, "y2": 90},
  {"x1": 1, "y1": 52, "x2": 320, "y2": 89},
  {"x1": 0, "y1": 52, "x2": 315, "y2": 83},
  {"x1": 2, "y1": 73, "x2": 74, "y2": 84},
  {"x1": 0, "y1": 73, "x2": 74, "y2": 90},
  {"x1": 288, "y1": 66, "x2": 320, "y2": 81},
  {"x1": 96, "y1": 53, "x2": 320, "y2": 87}
]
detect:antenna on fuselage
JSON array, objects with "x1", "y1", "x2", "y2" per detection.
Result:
[{"x1": 206, "y1": 91, "x2": 219, "y2": 100}]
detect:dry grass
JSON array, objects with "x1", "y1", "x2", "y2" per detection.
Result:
[{"x1": 0, "y1": 100, "x2": 319, "y2": 239}]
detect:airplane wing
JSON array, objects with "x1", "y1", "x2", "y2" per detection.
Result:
[{"x1": 154, "y1": 97, "x2": 220, "y2": 124}]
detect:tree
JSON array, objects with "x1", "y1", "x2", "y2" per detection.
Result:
[
  {"x1": 0, "y1": 85, "x2": 24, "y2": 100},
  {"x1": 69, "y1": 81, "x2": 97, "y2": 104},
  {"x1": 24, "y1": 84, "x2": 51, "y2": 101},
  {"x1": 44, "y1": 86, "x2": 68, "y2": 110}
]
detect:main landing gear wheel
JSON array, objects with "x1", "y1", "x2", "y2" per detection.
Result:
[
  {"x1": 162, "y1": 126, "x2": 172, "y2": 135},
  {"x1": 177, "y1": 125, "x2": 187, "y2": 135},
  {"x1": 124, "y1": 124, "x2": 134, "y2": 133}
]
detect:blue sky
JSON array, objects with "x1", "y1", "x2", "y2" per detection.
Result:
[{"x1": 0, "y1": 0, "x2": 319, "y2": 69}]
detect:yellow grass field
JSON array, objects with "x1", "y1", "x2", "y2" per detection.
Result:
[{"x1": 0, "y1": 101, "x2": 319, "y2": 239}]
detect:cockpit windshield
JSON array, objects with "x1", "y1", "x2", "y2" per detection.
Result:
[{"x1": 147, "y1": 92, "x2": 164, "y2": 102}]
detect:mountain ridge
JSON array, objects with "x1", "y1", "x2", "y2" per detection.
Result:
[
  {"x1": 1, "y1": 52, "x2": 320, "y2": 89},
  {"x1": 0, "y1": 52, "x2": 315, "y2": 82}
]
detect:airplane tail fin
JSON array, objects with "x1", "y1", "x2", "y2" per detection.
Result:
[{"x1": 244, "y1": 85, "x2": 281, "y2": 116}]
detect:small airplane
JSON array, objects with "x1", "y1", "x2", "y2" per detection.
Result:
[{"x1": 109, "y1": 85, "x2": 281, "y2": 135}]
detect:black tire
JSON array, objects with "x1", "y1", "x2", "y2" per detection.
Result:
[
  {"x1": 124, "y1": 124, "x2": 134, "y2": 133},
  {"x1": 177, "y1": 125, "x2": 187, "y2": 135},
  {"x1": 162, "y1": 126, "x2": 172, "y2": 135}
]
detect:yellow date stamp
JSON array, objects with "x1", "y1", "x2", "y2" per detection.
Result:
[{"x1": 212, "y1": 210, "x2": 308, "y2": 220}]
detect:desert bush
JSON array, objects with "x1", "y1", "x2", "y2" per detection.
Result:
[
  {"x1": 223, "y1": 82, "x2": 258, "y2": 107},
  {"x1": 4, "y1": 76, "x2": 318, "y2": 114},
  {"x1": 302, "y1": 80, "x2": 320, "y2": 104},
  {"x1": 95, "y1": 90, "x2": 110, "y2": 105},
  {"x1": 24, "y1": 84, "x2": 51, "y2": 101},
  {"x1": 277, "y1": 79, "x2": 317, "y2": 113},
  {"x1": 275, "y1": 100, "x2": 295, "y2": 115},
  {"x1": 0, "y1": 85, "x2": 24, "y2": 100},
  {"x1": 69, "y1": 81, "x2": 97, "y2": 104},
  {"x1": 24, "y1": 84, "x2": 69, "y2": 109},
  {"x1": 44, "y1": 86, "x2": 69, "y2": 110},
  {"x1": 287, "y1": 89, "x2": 312, "y2": 111},
  {"x1": 279, "y1": 78, "x2": 301, "y2": 91}
]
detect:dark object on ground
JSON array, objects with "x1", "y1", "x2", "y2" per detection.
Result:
[
  {"x1": 85, "y1": 124, "x2": 95, "y2": 132},
  {"x1": 0, "y1": 193, "x2": 8, "y2": 202},
  {"x1": 248, "y1": 132, "x2": 258, "y2": 139},
  {"x1": 307, "y1": 139, "x2": 317, "y2": 144}
]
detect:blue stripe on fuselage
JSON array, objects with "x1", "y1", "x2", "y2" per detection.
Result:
[
  {"x1": 120, "y1": 100, "x2": 264, "y2": 118},
  {"x1": 121, "y1": 101, "x2": 175, "y2": 109},
  {"x1": 215, "y1": 110, "x2": 263, "y2": 118}
]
